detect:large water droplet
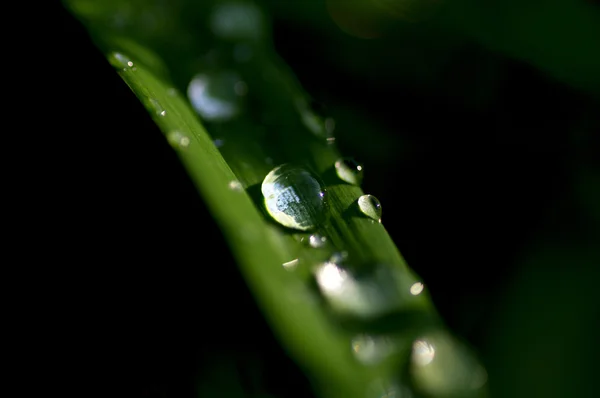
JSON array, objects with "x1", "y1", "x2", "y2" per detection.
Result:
[
  {"x1": 314, "y1": 261, "x2": 410, "y2": 319},
  {"x1": 335, "y1": 158, "x2": 363, "y2": 185},
  {"x1": 209, "y1": 1, "x2": 265, "y2": 41},
  {"x1": 261, "y1": 164, "x2": 329, "y2": 231},
  {"x1": 351, "y1": 334, "x2": 396, "y2": 365},
  {"x1": 358, "y1": 194, "x2": 382, "y2": 222},
  {"x1": 187, "y1": 71, "x2": 245, "y2": 122},
  {"x1": 410, "y1": 332, "x2": 488, "y2": 396}
]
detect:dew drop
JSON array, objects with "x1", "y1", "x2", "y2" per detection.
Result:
[
  {"x1": 108, "y1": 52, "x2": 132, "y2": 69},
  {"x1": 314, "y1": 261, "x2": 407, "y2": 318},
  {"x1": 351, "y1": 334, "x2": 396, "y2": 365},
  {"x1": 261, "y1": 164, "x2": 329, "y2": 231},
  {"x1": 166, "y1": 87, "x2": 178, "y2": 97},
  {"x1": 308, "y1": 234, "x2": 327, "y2": 248},
  {"x1": 209, "y1": 1, "x2": 265, "y2": 41},
  {"x1": 410, "y1": 332, "x2": 488, "y2": 396},
  {"x1": 187, "y1": 71, "x2": 243, "y2": 122},
  {"x1": 358, "y1": 194, "x2": 382, "y2": 222},
  {"x1": 229, "y1": 180, "x2": 243, "y2": 191},
  {"x1": 329, "y1": 251, "x2": 348, "y2": 264},
  {"x1": 334, "y1": 158, "x2": 363, "y2": 185},
  {"x1": 167, "y1": 131, "x2": 190, "y2": 149},
  {"x1": 149, "y1": 98, "x2": 166, "y2": 117},
  {"x1": 409, "y1": 282, "x2": 424, "y2": 296}
]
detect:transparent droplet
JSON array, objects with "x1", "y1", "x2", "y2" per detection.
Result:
[
  {"x1": 351, "y1": 334, "x2": 396, "y2": 365},
  {"x1": 358, "y1": 194, "x2": 382, "y2": 222},
  {"x1": 282, "y1": 258, "x2": 299, "y2": 271},
  {"x1": 329, "y1": 251, "x2": 349, "y2": 265},
  {"x1": 308, "y1": 234, "x2": 327, "y2": 248},
  {"x1": 187, "y1": 71, "x2": 243, "y2": 122},
  {"x1": 229, "y1": 180, "x2": 243, "y2": 191},
  {"x1": 410, "y1": 332, "x2": 488, "y2": 396},
  {"x1": 108, "y1": 52, "x2": 132, "y2": 69},
  {"x1": 296, "y1": 98, "x2": 334, "y2": 141},
  {"x1": 334, "y1": 158, "x2": 363, "y2": 185},
  {"x1": 409, "y1": 282, "x2": 424, "y2": 296},
  {"x1": 314, "y1": 261, "x2": 409, "y2": 318},
  {"x1": 166, "y1": 87, "x2": 178, "y2": 97},
  {"x1": 214, "y1": 138, "x2": 225, "y2": 148},
  {"x1": 261, "y1": 164, "x2": 329, "y2": 231},
  {"x1": 167, "y1": 131, "x2": 190, "y2": 149},
  {"x1": 149, "y1": 98, "x2": 166, "y2": 117},
  {"x1": 209, "y1": 1, "x2": 265, "y2": 41}
]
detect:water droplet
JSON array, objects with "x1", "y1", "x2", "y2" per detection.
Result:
[
  {"x1": 308, "y1": 234, "x2": 327, "y2": 248},
  {"x1": 367, "y1": 379, "x2": 411, "y2": 398},
  {"x1": 214, "y1": 138, "x2": 225, "y2": 148},
  {"x1": 166, "y1": 87, "x2": 178, "y2": 97},
  {"x1": 334, "y1": 158, "x2": 363, "y2": 185},
  {"x1": 108, "y1": 52, "x2": 132, "y2": 69},
  {"x1": 282, "y1": 258, "x2": 299, "y2": 271},
  {"x1": 296, "y1": 98, "x2": 335, "y2": 141},
  {"x1": 229, "y1": 180, "x2": 243, "y2": 191},
  {"x1": 127, "y1": 61, "x2": 134, "y2": 67},
  {"x1": 261, "y1": 164, "x2": 329, "y2": 231},
  {"x1": 358, "y1": 194, "x2": 382, "y2": 222},
  {"x1": 149, "y1": 98, "x2": 166, "y2": 117},
  {"x1": 167, "y1": 131, "x2": 190, "y2": 149},
  {"x1": 329, "y1": 251, "x2": 349, "y2": 264},
  {"x1": 210, "y1": 1, "x2": 265, "y2": 41},
  {"x1": 188, "y1": 71, "x2": 243, "y2": 122},
  {"x1": 314, "y1": 261, "x2": 408, "y2": 318},
  {"x1": 351, "y1": 334, "x2": 396, "y2": 365},
  {"x1": 409, "y1": 282, "x2": 424, "y2": 296},
  {"x1": 410, "y1": 332, "x2": 488, "y2": 396}
]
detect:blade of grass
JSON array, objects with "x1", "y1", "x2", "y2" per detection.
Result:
[{"x1": 64, "y1": 1, "x2": 488, "y2": 397}]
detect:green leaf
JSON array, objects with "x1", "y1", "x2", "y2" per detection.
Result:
[{"x1": 63, "y1": 1, "x2": 488, "y2": 397}]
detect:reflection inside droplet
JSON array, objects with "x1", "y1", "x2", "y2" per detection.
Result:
[
  {"x1": 229, "y1": 180, "x2": 243, "y2": 191},
  {"x1": 409, "y1": 282, "x2": 424, "y2": 296},
  {"x1": 308, "y1": 234, "x2": 327, "y2": 248}
]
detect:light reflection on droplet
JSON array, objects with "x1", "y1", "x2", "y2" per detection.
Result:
[
  {"x1": 149, "y1": 98, "x2": 166, "y2": 117},
  {"x1": 367, "y1": 379, "x2": 411, "y2": 398},
  {"x1": 160, "y1": 110, "x2": 166, "y2": 116},
  {"x1": 282, "y1": 258, "x2": 298, "y2": 271},
  {"x1": 127, "y1": 61, "x2": 133, "y2": 67},
  {"x1": 315, "y1": 262, "x2": 347, "y2": 291},
  {"x1": 409, "y1": 282, "x2": 424, "y2": 296},
  {"x1": 412, "y1": 339, "x2": 435, "y2": 366}
]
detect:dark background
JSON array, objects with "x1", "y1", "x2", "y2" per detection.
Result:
[{"x1": 35, "y1": 1, "x2": 600, "y2": 397}]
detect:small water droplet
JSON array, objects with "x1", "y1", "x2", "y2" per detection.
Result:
[
  {"x1": 296, "y1": 98, "x2": 334, "y2": 141},
  {"x1": 149, "y1": 98, "x2": 166, "y2": 117},
  {"x1": 367, "y1": 379, "x2": 411, "y2": 398},
  {"x1": 214, "y1": 138, "x2": 225, "y2": 148},
  {"x1": 229, "y1": 180, "x2": 243, "y2": 191},
  {"x1": 351, "y1": 334, "x2": 396, "y2": 365},
  {"x1": 308, "y1": 234, "x2": 327, "y2": 248},
  {"x1": 334, "y1": 158, "x2": 363, "y2": 185},
  {"x1": 410, "y1": 332, "x2": 488, "y2": 396},
  {"x1": 282, "y1": 258, "x2": 299, "y2": 271},
  {"x1": 108, "y1": 52, "x2": 132, "y2": 69},
  {"x1": 409, "y1": 282, "x2": 424, "y2": 296},
  {"x1": 188, "y1": 71, "x2": 243, "y2": 122},
  {"x1": 358, "y1": 194, "x2": 382, "y2": 222},
  {"x1": 166, "y1": 87, "x2": 178, "y2": 97},
  {"x1": 314, "y1": 261, "x2": 407, "y2": 318},
  {"x1": 167, "y1": 131, "x2": 190, "y2": 149},
  {"x1": 209, "y1": 1, "x2": 265, "y2": 41},
  {"x1": 329, "y1": 251, "x2": 349, "y2": 264},
  {"x1": 261, "y1": 164, "x2": 329, "y2": 231},
  {"x1": 127, "y1": 61, "x2": 134, "y2": 67}
]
